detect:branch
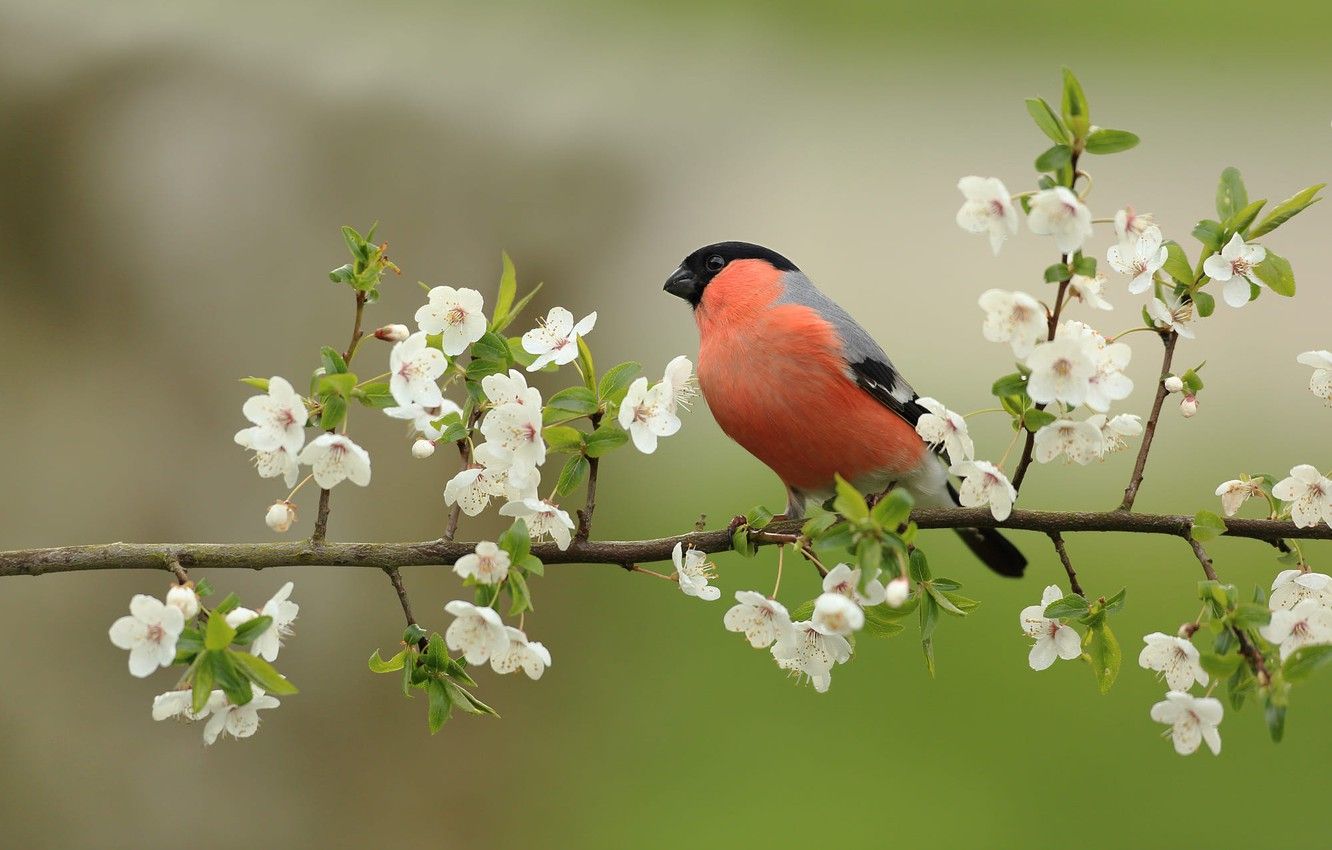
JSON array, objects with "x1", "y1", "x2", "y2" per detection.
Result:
[
  {"x1": 312, "y1": 290, "x2": 370, "y2": 546},
  {"x1": 3, "y1": 508, "x2": 1326, "y2": 578},
  {"x1": 1186, "y1": 537, "x2": 1271, "y2": 686},
  {"x1": 576, "y1": 412, "x2": 603, "y2": 542},
  {"x1": 1119, "y1": 331, "x2": 1178, "y2": 511},
  {"x1": 1011, "y1": 276, "x2": 1070, "y2": 492},
  {"x1": 1047, "y1": 532, "x2": 1083, "y2": 597}
]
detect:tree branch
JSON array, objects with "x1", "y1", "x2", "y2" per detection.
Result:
[
  {"x1": 1186, "y1": 537, "x2": 1271, "y2": 686},
  {"x1": 1119, "y1": 331, "x2": 1178, "y2": 511},
  {"x1": 1047, "y1": 532, "x2": 1083, "y2": 597},
  {"x1": 3, "y1": 508, "x2": 1326, "y2": 578},
  {"x1": 576, "y1": 412, "x2": 603, "y2": 542}
]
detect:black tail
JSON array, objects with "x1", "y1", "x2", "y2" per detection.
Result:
[{"x1": 945, "y1": 482, "x2": 1026, "y2": 577}]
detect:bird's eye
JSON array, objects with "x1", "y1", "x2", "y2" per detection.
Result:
[{"x1": 705, "y1": 255, "x2": 725, "y2": 272}]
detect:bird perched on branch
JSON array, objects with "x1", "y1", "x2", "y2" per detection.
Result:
[{"x1": 663, "y1": 241, "x2": 1026, "y2": 577}]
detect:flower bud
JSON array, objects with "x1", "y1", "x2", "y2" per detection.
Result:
[
  {"x1": 1179, "y1": 395, "x2": 1198, "y2": 418},
  {"x1": 375, "y1": 324, "x2": 410, "y2": 342},
  {"x1": 884, "y1": 576, "x2": 910, "y2": 608},
  {"x1": 1177, "y1": 622, "x2": 1200, "y2": 639},
  {"x1": 266, "y1": 500, "x2": 297, "y2": 533},
  {"x1": 166, "y1": 584, "x2": 200, "y2": 619},
  {"x1": 1163, "y1": 375, "x2": 1183, "y2": 393},
  {"x1": 411, "y1": 438, "x2": 436, "y2": 459}
]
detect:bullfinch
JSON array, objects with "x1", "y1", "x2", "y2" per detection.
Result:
[{"x1": 663, "y1": 241, "x2": 1026, "y2": 577}]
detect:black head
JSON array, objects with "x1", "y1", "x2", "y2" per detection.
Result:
[{"x1": 663, "y1": 241, "x2": 799, "y2": 306}]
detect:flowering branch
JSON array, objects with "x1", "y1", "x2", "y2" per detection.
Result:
[
  {"x1": 1119, "y1": 331, "x2": 1178, "y2": 511},
  {"x1": 1186, "y1": 537, "x2": 1270, "y2": 687}
]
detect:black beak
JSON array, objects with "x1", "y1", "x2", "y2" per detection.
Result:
[{"x1": 663, "y1": 265, "x2": 701, "y2": 303}]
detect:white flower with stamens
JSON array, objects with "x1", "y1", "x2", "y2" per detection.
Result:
[
  {"x1": 723, "y1": 591, "x2": 794, "y2": 648},
  {"x1": 978, "y1": 289, "x2": 1047, "y2": 358},
  {"x1": 242, "y1": 446, "x2": 300, "y2": 489},
  {"x1": 822, "y1": 563, "x2": 887, "y2": 607},
  {"x1": 812, "y1": 592, "x2": 864, "y2": 636},
  {"x1": 884, "y1": 576, "x2": 910, "y2": 608},
  {"x1": 1067, "y1": 273, "x2": 1113, "y2": 311},
  {"x1": 246, "y1": 581, "x2": 299, "y2": 662},
  {"x1": 1296, "y1": 350, "x2": 1332, "y2": 405},
  {"x1": 480, "y1": 402, "x2": 546, "y2": 467},
  {"x1": 297, "y1": 433, "x2": 371, "y2": 488},
  {"x1": 1027, "y1": 186, "x2": 1094, "y2": 254},
  {"x1": 1088, "y1": 413, "x2": 1142, "y2": 456},
  {"x1": 202, "y1": 688, "x2": 281, "y2": 745},
  {"x1": 1150, "y1": 691, "x2": 1222, "y2": 756},
  {"x1": 672, "y1": 542, "x2": 720, "y2": 601},
  {"x1": 1107, "y1": 225, "x2": 1168, "y2": 294},
  {"x1": 661, "y1": 355, "x2": 698, "y2": 412},
  {"x1": 1057, "y1": 321, "x2": 1133, "y2": 413},
  {"x1": 1272, "y1": 465, "x2": 1332, "y2": 528},
  {"x1": 522, "y1": 307, "x2": 597, "y2": 371},
  {"x1": 1269, "y1": 570, "x2": 1332, "y2": 612},
  {"x1": 1214, "y1": 478, "x2": 1265, "y2": 517},
  {"x1": 1148, "y1": 291, "x2": 1196, "y2": 339},
  {"x1": 771, "y1": 620, "x2": 852, "y2": 693},
  {"x1": 385, "y1": 398, "x2": 463, "y2": 441},
  {"x1": 454, "y1": 541, "x2": 511, "y2": 585},
  {"x1": 1019, "y1": 585, "x2": 1082, "y2": 671},
  {"x1": 476, "y1": 442, "x2": 541, "y2": 501},
  {"x1": 1025, "y1": 332, "x2": 1098, "y2": 408},
  {"x1": 499, "y1": 498, "x2": 575, "y2": 550},
  {"x1": 1138, "y1": 632, "x2": 1208, "y2": 690},
  {"x1": 389, "y1": 332, "x2": 446, "y2": 407},
  {"x1": 482, "y1": 369, "x2": 542, "y2": 408},
  {"x1": 1113, "y1": 206, "x2": 1156, "y2": 244},
  {"x1": 234, "y1": 376, "x2": 307, "y2": 457},
  {"x1": 444, "y1": 466, "x2": 501, "y2": 517},
  {"x1": 415, "y1": 286, "x2": 487, "y2": 355},
  {"x1": 914, "y1": 397, "x2": 974, "y2": 464},
  {"x1": 265, "y1": 500, "x2": 296, "y2": 533},
  {"x1": 490, "y1": 627, "x2": 551, "y2": 680},
  {"x1": 109, "y1": 595, "x2": 185, "y2": 677},
  {"x1": 152, "y1": 689, "x2": 208, "y2": 722},
  {"x1": 443, "y1": 600, "x2": 510, "y2": 664},
  {"x1": 618, "y1": 377, "x2": 681, "y2": 454},
  {"x1": 1260, "y1": 599, "x2": 1332, "y2": 661},
  {"x1": 1203, "y1": 233, "x2": 1267, "y2": 308},
  {"x1": 1033, "y1": 418, "x2": 1104, "y2": 465},
  {"x1": 955, "y1": 176, "x2": 1019, "y2": 255},
  {"x1": 166, "y1": 585, "x2": 200, "y2": 620},
  {"x1": 952, "y1": 460, "x2": 1017, "y2": 521}
]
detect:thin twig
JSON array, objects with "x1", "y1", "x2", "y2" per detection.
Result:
[
  {"x1": 1047, "y1": 532, "x2": 1083, "y2": 597},
  {"x1": 383, "y1": 567, "x2": 418, "y2": 627},
  {"x1": 311, "y1": 290, "x2": 371, "y2": 546},
  {"x1": 1012, "y1": 277, "x2": 1070, "y2": 491},
  {"x1": 166, "y1": 553, "x2": 190, "y2": 585},
  {"x1": 312, "y1": 489, "x2": 332, "y2": 545},
  {"x1": 1119, "y1": 331, "x2": 1178, "y2": 511},
  {"x1": 576, "y1": 412, "x2": 603, "y2": 542},
  {"x1": 1186, "y1": 537, "x2": 1271, "y2": 686}
]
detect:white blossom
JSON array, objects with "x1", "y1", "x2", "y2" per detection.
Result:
[
  {"x1": 1164, "y1": 375, "x2": 1184, "y2": 393},
  {"x1": 411, "y1": 439, "x2": 436, "y2": 459},
  {"x1": 234, "y1": 376, "x2": 307, "y2": 457},
  {"x1": 661, "y1": 355, "x2": 698, "y2": 412},
  {"x1": 1113, "y1": 206, "x2": 1156, "y2": 244},
  {"x1": 1214, "y1": 478, "x2": 1264, "y2": 517},
  {"x1": 1269, "y1": 570, "x2": 1332, "y2": 613},
  {"x1": 1147, "y1": 291, "x2": 1196, "y2": 339},
  {"x1": 385, "y1": 398, "x2": 463, "y2": 441},
  {"x1": 1203, "y1": 233, "x2": 1267, "y2": 308},
  {"x1": 955, "y1": 176, "x2": 1019, "y2": 255},
  {"x1": 771, "y1": 621, "x2": 852, "y2": 693},
  {"x1": 109, "y1": 595, "x2": 185, "y2": 677},
  {"x1": 1272, "y1": 464, "x2": 1332, "y2": 528},
  {"x1": 1019, "y1": 585, "x2": 1082, "y2": 671},
  {"x1": 202, "y1": 688, "x2": 281, "y2": 745},
  {"x1": 152, "y1": 689, "x2": 207, "y2": 722},
  {"x1": 1296, "y1": 350, "x2": 1332, "y2": 405},
  {"x1": 297, "y1": 433, "x2": 371, "y2": 488},
  {"x1": 1150, "y1": 691, "x2": 1222, "y2": 756},
  {"x1": 822, "y1": 563, "x2": 886, "y2": 607},
  {"x1": 951, "y1": 460, "x2": 1017, "y2": 521},
  {"x1": 1260, "y1": 599, "x2": 1332, "y2": 661},
  {"x1": 812, "y1": 592, "x2": 864, "y2": 636},
  {"x1": 444, "y1": 445, "x2": 539, "y2": 517},
  {"x1": 265, "y1": 500, "x2": 296, "y2": 532},
  {"x1": 884, "y1": 576, "x2": 910, "y2": 608},
  {"x1": 1027, "y1": 186, "x2": 1093, "y2": 254},
  {"x1": 1033, "y1": 418, "x2": 1104, "y2": 465},
  {"x1": 242, "y1": 446, "x2": 300, "y2": 489},
  {"x1": 443, "y1": 600, "x2": 510, "y2": 664},
  {"x1": 1088, "y1": 413, "x2": 1142, "y2": 456},
  {"x1": 253, "y1": 582, "x2": 299, "y2": 662},
  {"x1": 166, "y1": 585, "x2": 200, "y2": 620},
  {"x1": 415, "y1": 286, "x2": 487, "y2": 355},
  {"x1": 521, "y1": 306, "x2": 596, "y2": 371},
  {"x1": 480, "y1": 402, "x2": 546, "y2": 467},
  {"x1": 1107, "y1": 224, "x2": 1167, "y2": 294},
  {"x1": 499, "y1": 498, "x2": 575, "y2": 550},
  {"x1": 672, "y1": 542, "x2": 720, "y2": 601},
  {"x1": 723, "y1": 591, "x2": 794, "y2": 648},
  {"x1": 914, "y1": 397, "x2": 974, "y2": 464},
  {"x1": 454, "y1": 541, "x2": 511, "y2": 585},
  {"x1": 1062, "y1": 321, "x2": 1133, "y2": 413},
  {"x1": 389, "y1": 332, "x2": 447, "y2": 407},
  {"x1": 618, "y1": 377, "x2": 681, "y2": 454},
  {"x1": 1067, "y1": 273, "x2": 1113, "y2": 311},
  {"x1": 1179, "y1": 395, "x2": 1199, "y2": 418},
  {"x1": 1138, "y1": 632, "x2": 1208, "y2": 691},
  {"x1": 490, "y1": 627, "x2": 551, "y2": 680},
  {"x1": 978, "y1": 289, "x2": 1047, "y2": 358},
  {"x1": 482, "y1": 369, "x2": 542, "y2": 408},
  {"x1": 1025, "y1": 331, "x2": 1098, "y2": 408}
]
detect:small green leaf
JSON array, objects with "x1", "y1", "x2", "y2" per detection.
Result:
[
  {"x1": 1103, "y1": 587, "x2": 1127, "y2": 613},
  {"x1": 576, "y1": 336, "x2": 596, "y2": 392},
  {"x1": 908, "y1": 548, "x2": 932, "y2": 583},
  {"x1": 1044, "y1": 594, "x2": 1090, "y2": 620},
  {"x1": 205, "y1": 612, "x2": 238, "y2": 651},
  {"x1": 554, "y1": 455, "x2": 590, "y2": 497},
  {"x1": 240, "y1": 377, "x2": 270, "y2": 391},
  {"x1": 745, "y1": 505, "x2": 775, "y2": 531},
  {"x1": 1044, "y1": 262, "x2": 1072, "y2": 283},
  {"x1": 1191, "y1": 510, "x2": 1228, "y2": 542},
  {"x1": 1216, "y1": 167, "x2": 1248, "y2": 221},
  {"x1": 494, "y1": 281, "x2": 544, "y2": 334},
  {"x1": 861, "y1": 606, "x2": 907, "y2": 638},
  {"x1": 1192, "y1": 219, "x2": 1224, "y2": 254},
  {"x1": 1072, "y1": 254, "x2": 1096, "y2": 277},
  {"x1": 546, "y1": 387, "x2": 599, "y2": 417},
  {"x1": 1083, "y1": 128, "x2": 1139, "y2": 154},
  {"x1": 1059, "y1": 67, "x2": 1090, "y2": 139},
  {"x1": 209, "y1": 649, "x2": 252, "y2": 706},
  {"x1": 231, "y1": 650, "x2": 298, "y2": 695},
  {"x1": 1198, "y1": 651, "x2": 1242, "y2": 678},
  {"x1": 1192, "y1": 289, "x2": 1215, "y2": 318},
  {"x1": 991, "y1": 372, "x2": 1028, "y2": 398},
  {"x1": 1283, "y1": 644, "x2": 1332, "y2": 682},
  {"x1": 317, "y1": 393, "x2": 347, "y2": 431},
  {"x1": 542, "y1": 425, "x2": 585, "y2": 454},
  {"x1": 1162, "y1": 241, "x2": 1193, "y2": 285},
  {"x1": 191, "y1": 654, "x2": 215, "y2": 714},
  {"x1": 498, "y1": 519, "x2": 532, "y2": 563},
  {"x1": 317, "y1": 372, "x2": 357, "y2": 399},
  {"x1": 211, "y1": 592, "x2": 240, "y2": 616},
  {"x1": 584, "y1": 423, "x2": 629, "y2": 457},
  {"x1": 1254, "y1": 251, "x2": 1295, "y2": 297},
  {"x1": 1024, "y1": 97, "x2": 1069, "y2": 144},
  {"x1": 320, "y1": 346, "x2": 349, "y2": 375},
  {"x1": 597, "y1": 362, "x2": 642, "y2": 405},
  {"x1": 1035, "y1": 144, "x2": 1072, "y2": 173},
  {"x1": 1248, "y1": 183, "x2": 1325, "y2": 238},
  {"x1": 507, "y1": 570, "x2": 532, "y2": 616},
  {"x1": 870, "y1": 488, "x2": 913, "y2": 529},
  {"x1": 1086, "y1": 620, "x2": 1121, "y2": 694},
  {"x1": 927, "y1": 584, "x2": 968, "y2": 617},
  {"x1": 491, "y1": 251, "x2": 517, "y2": 332},
  {"x1": 832, "y1": 474, "x2": 868, "y2": 522},
  {"x1": 426, "y1": 679, "x2": 452, "y2": 733},
  {"x1": 353, "y1": 381, "x2": 395, "y2": 409},
  {"x1": 1224, "y1": 198, "x2": 1266, "y2": 236},
  {"x1": 231, "y1": 615, "x2": 274, "y2": 647},
  {"x1": 1023, "y1": 409, "x2": 1056, "y2": 431},
  {"x1": 732, "y1": 527, "x2": 757, "y2": 558},
  {"x1": 369, "y1": 648, "x2": 408, "y2": 673},
  {"x1": 1231, "y1": 602, "x2": 1271, "y2": 630},
  {"x1": 1265, "y1": 699, "x2": 1285, "y2": 743}
]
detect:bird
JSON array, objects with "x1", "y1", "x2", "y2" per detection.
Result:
[{"x1": 662, "y1": 240, "x2": 1026, "y2": 577}]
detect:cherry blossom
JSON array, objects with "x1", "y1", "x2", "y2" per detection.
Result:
[
  {"x1": 482, "y1": 369, "x2": 542, "y2": 408},
  {"x1": 1027, "y1": 186, "x2": 1093, "y2": 254},
  {"x1": 490, "y1": 627, "x2": 551, "y2": 680},
  {"x1": 1067, "y1": 273, "x2": 1112, "y2": 311},
  {"x1": 1113, "y1": 206, "x2": 1156, "y2": 244},
  {"x1": 373, "y1": 323, "x2": 409, "y2": 342},
  {"x1": 1260, "y1": 599, "x2": 1332, "y2": 661},
  {"x1": 480, "y1": 402, "x2": 546, "y2": 467},
  {"x1": 1214, "y1": 478, "x2": 1265, "y2": 517},
  {"x1": 297, "y1": 433, "x2": 371, "y2": 488},
  {"x1": 499, "y1": 498, "x2": 575, "y2": 550},
  {"x1": 914, "y1": 397, "x2": 974, "y2": 464},
  {"x1": 618, "y1": 377, "x2": 681, "y2": 454},
  {"x1": 723, "y1": 591, "x2": 794, "y2": 648},
  {"x1": 1147, "y1": 291, "x2": 1196, "y2": 339},
  {"x1": 202, "y1": 688, "x2": 281, "y2": 745},
  {"x1": 415, "y1": 286, "x2": 487, "y2": 355},
  {"x1": 1272, "y1": 464, "x2": 1332, "y2": 528},
  {"x1": 1025, "y1": 332, "x2": 1098, "y2": 408},
  {"x1": 1106, "y1": 224, "x2": 1167, "y2": 294},
  {"x1": 385, "y1": 398, "x2": 463, "y2": 441},
  {"x1": 234, "y1": 376, "x2": 307, "y2": 457},
  {"x1": 109, "y1": 594, "x2": 185, "y2": 677},
  {"x1": 165, "y1": 585, "x2": 200, "y2": 620},
  {"x1": 951, "y1": 460, "x2": 1017, "y2": 521},
  {"x1": 454, "y1": 541, "x2": 511, "y2": 585},
  {"x1": 884, "y1": 577, "x2": 910, "y2": 608},
  {"x1": 1033, "y1": 418, "x2": 1104, "y2": 465},
  {"x1": 1150, "y1": 691, "x2": 1222, "y2": 756},
  {"x1": 978, "y1": 289, "x2": 1047, "y2": 358},
  {"x1": 1019, "y1": 585, "x2": 1082, "y2": 671},
  {"x1": 265, "y1": 500, "x2": 296, "y2": 532},
  {"x1": 388, "y1": 332, "x2": 446, "y2": 407},
  {"x1": 152, "y1": 689, "x2": 207, "y2": 722},
  {"x1": 443, "y1": 600, "x2": 510, "y2": 665},
  {"x1": 521, "y1": 307, "x2": 597, "y2": 371},
  {"x1": 1164, "y1": 375, "x2": 1184, "y2": 393},
  {"x1": 955, "y1": 176, "x2": 1019, "y2": 255},
  {"x1": 672, "y1": 542, "x2": 720, "y2": 601},
  {"x1": 1088, "y1": 413, "x2": 1142, "y2": 456},
  {"x1": 1203, "y1": 233, "x2": 1267, "y2": 308},
  {"x1": 1296, "y1": 350, "x2": 1332, "y2": 405},
  {"x1": 1179, "y1": 395, "x2": 1199, "y2": 418},
  {"x1": 411, "y1": 439, "x2": 435, "y2": 459},
  {"x1": 812, "y1": 592, "x2": 864, "y2": 636},
  {"x1": 1138, "y1": 632, "x2": 1208, "y2": 690},
  {"x1": 1269, "y1": 570, "x2": 1332, "y2": 613},
  {"x1": 771, "y1": 620, "x2": 852, "y2": 693},
  {"x1": 661, "y1": 355, "x2": 698, "y2": 412},
  {"x1": 822, "y1": 563, "x2": 886, "y2": 607}
]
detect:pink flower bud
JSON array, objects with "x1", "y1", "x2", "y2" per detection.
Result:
[
  {"x1": 374, "y1": 324, "x2": 410, "y2": 342},
  {"x1": 266, "y1": 500, "x2": 297, "y2": 533},
  {"x1": 411, "y1": 438, "x2": 436, "y2": 459},
  {"x1": 884, "y1": 576, "x2": 910, "y2": 608},
  {"x1": 1163, "y1": 375, "x2": 1184, "y2": 393},
  {"x1": 166, "y1": 584, "x2": 200, "y2": 619},
  {"x1": 1180, "y1": 395, "x2": 1198, "y2": 418}
]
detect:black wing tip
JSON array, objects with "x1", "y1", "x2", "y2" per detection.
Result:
[{"x1": 955, "y1": 527, "x2": 1027, "y2": 577}]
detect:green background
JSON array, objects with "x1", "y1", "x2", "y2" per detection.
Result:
[{"x1": 2, "y1": 1, "x2": 1330, "y2": 847}]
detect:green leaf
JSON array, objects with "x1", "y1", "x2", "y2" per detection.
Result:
[
  {"x1": 426, "y1": 679, "x2": 452, "y2": 733},
  {"x1": 231, "y1": 650, "x2": 298, "y2": 695},
  {"x1": 991, "y1": 372, "x2": 1028, "y2": 398},
  {"x1": 240, "y1": 377, "x2": 270, "y2": 391},
  {"x1": 745, "y1": 505, "x2": 775, "y2": 531},
  {"x1": 870, "y1": 488, "x2": 913, "y2": 529},
  {"x1": 862, "y1": 605, "x2": 908, "y2": 638},
  {"x1": 1059, "y1": 67, "x2": 1090, "y2": 139},
  {"x1": 1191, "y1": 510, "x2": 1228, "y2": 542},
  {"x1": 498, "y1": 519, "x2": 532, "y2": 564},
  {"x1": 493, "y1": 281, "x2": 544, "y2": 334},
  {"x1": 466, "y1": 331, "x2": 514, "y2": 380},
  {"x1": 231, "y1": 615, "x2": 274, "y2": 647},
  {"x1": 1162, "y1": 241, "x2": 1193, "y2": 285},
  {"x1": 542, "y1": 425, "x2": 585, "y2": 454},
  {"x1": 317, "y1": 393, "x2": 347, "y2": 431},
  {"x1": 191, "y1": 654, "x2": 215, "y2": 714},
  {"x1": 205, "y1": 612, "x2": 238, "y2": 651},
  {"x1": 576, "y1": 336, "x2": 597, "y2": 392},
  {"x1": 1231, "y1": 602, "x2": 1271, "y2": 630},
  {"x1": 1265, "y1": 699, "x2": 1285, "y2": 743},
  {"x1": 942, "y1": 591, "x2": 980, "y2": 614},
  {"x1": 1248, "y1": 183, "x2": 1325, "y2": 238},
  {"x1": 1191, "y1": 219, "x2": 1224, "y2": 255},
  {"x1": 1216, "y1": 167, "x2": 1248, "y2": 221},
  {"x1": 1072, "y1": 254, "x2": 1096, "y2": 277},
  {"x1": 446, "y1": 681, "x2": 499, "y2": 716},
  {"x1": 1044, "y1": 594, "x2": 1090, "y2": 620},
  {"x1": 1283, "y1": 644, "x2": 1332, "y2": 682},
  {"x1": 546, "y1": 387, "x2": 599, "y2": 417},
  {"x1": 368, "y1": 648, "x2": 408, "y2": 673},
  {"x1": 1083, "y1": 128, "x2": 1139, "y2": 154},
  {"x1": 554, "y1": 455, "x2": 590, "y2": 497},
  {"x1": 584, "y1": 423, "x2": 629, "y2": 457},
  {"x1": 1024, "y1": 97, "x2": 1069, "y2": 144},
  {"x1": 209, "y1": 649, "x2": 252, "y2": 706},
  {"x1": 1086, "y1": 621, "x2": 1121, "y2": 694},
  {"x1": 211, "y1": 592, "x2": 240, "y2": 616},
  {"x1": 1103, "y1": 587, "x2": 1128, "y2": 613},
  {"x1": 317, "y1": 372, "x2": 357, "y2": 399},
  {"x1": 1023, "y1": 408, "x2": 1056, "y2": 431},
  {"x1": 1198, "y1": 651, "x2": 1243, "y2": 678},
  {"x1": 353, "y1": 381, "x2": 395, "y2": 409},
  {"x1": 492, "y1": 251, "x2": 517, "y2": 332},
  {"x1": 507, "y1": 570, "x2": 532, "y2": 616},
  {"x1": 927, "y1": 584, "x2": 968, "y2": 617},
  {"x1": 1035, "y1": 144, "x2": 1072, "y2": 173},
  {"x1": 832, "y1": 474, "x2": 868, "y2": 522},
  {"x1": 597, "y1": 362, "x2": 642, "y2": 405},
  {"x1": 1192, "y1": 289, "x2": 1215, "y2": 318},
  {"x1": 320, "y1": 346, "x2": 349, "y2": 375},
  {"x1": 1044, "y1": 262, "x2": 1072, "y2": 283},
  {"x1": 1224, "y1": 199, "x2": 1266, "y2": 236},
  {"x1": 908, "y1": 548, "x2": 932, "y2": 583},
  {"x1": 1254, "y1": 251, "x2": 1295, "y2": 297},
  {"x1": 731, "y1": 526, "x2": 757, "y2": 558}
]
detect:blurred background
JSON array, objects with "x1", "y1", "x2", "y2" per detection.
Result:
[{"x1": 2, "y1": 0, "x2": 1330, "y2": 847}]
